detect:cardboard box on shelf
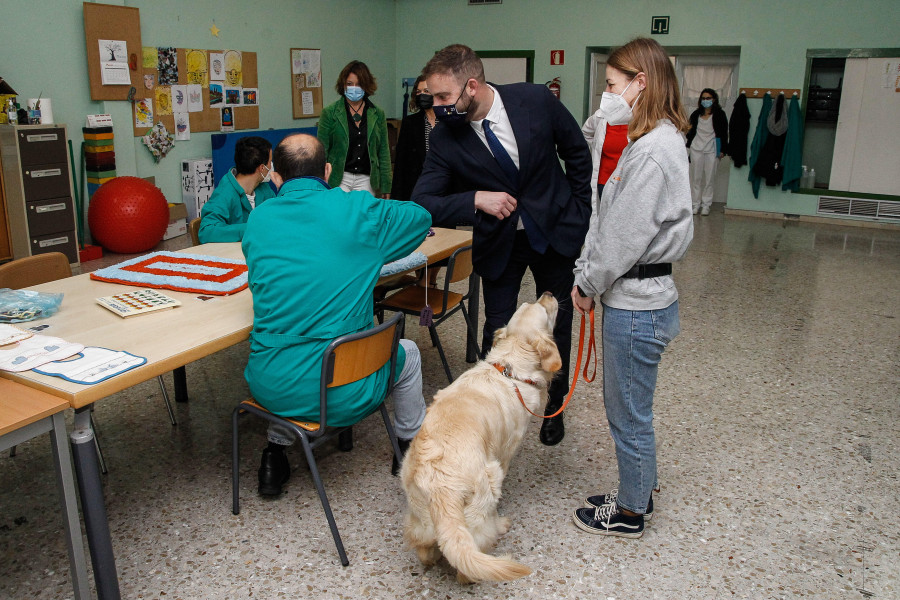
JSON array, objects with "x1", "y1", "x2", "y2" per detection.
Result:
[
  {"x1": 163, "y1": 203, "x2": 188, "y2": 240},
  {"x1": 181, "y1": 158, "x2": 214, "y2": 221}
]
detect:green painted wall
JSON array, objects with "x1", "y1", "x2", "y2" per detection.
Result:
[
  {"x1": 1, "y1": 0, "x2": 896, "y2": 231},
  {"x1": 393, "y1": 0, "x2": 899, "y2": 215},
  {"x1": 1, "y1": 0, "x2": 398, "y2": 215}
]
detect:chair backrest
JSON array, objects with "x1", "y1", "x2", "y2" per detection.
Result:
[
  {"x1": 188, "y1": 218, "x2": 202, "y2": 246},
  {"x1": 0, "y1": 252, "x2": 72, "y2": 289},
  {"x1": 318, "y1": 312, "x2": 402, "y2": 428},
  {"x1": 445, "y1": 245, "x2": 474, "y2": 285}
]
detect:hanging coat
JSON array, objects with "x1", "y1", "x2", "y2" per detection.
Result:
[
  {"x1": 780, "y1": 95, "x2": 804, "y2": 191},
  {"x1": 747, "y1": 93, "x2": 772, "y2": 198},
  {"x1": 729, "y1": 93, "x2": 751, "y2": 167},
  {"x1": 755, "y1": 94, "x2": 788, "y2": 187}
]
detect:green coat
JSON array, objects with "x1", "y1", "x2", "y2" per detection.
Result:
[
  {"x1": 242, "y1": 177, "x2": 431, "y2": 424},
  {"x1": 317, "y1": 98, "x2": 392, "y2": 194},
  {"x1": 198, "y1": 169, "x2": 275, "y2": 243}
]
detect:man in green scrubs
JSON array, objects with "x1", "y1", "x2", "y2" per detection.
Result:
[{"x1": 242, "y1": 134, "x2": 431, "y2": 495}]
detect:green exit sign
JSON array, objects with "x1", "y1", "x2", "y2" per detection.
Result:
[{"x1": 651, "y1": 16, "x2": 670, "y2": 34}]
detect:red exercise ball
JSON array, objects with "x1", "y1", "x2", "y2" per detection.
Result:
[{"x1": 88, "y1": 176, "x2": 169, "y2": 254}]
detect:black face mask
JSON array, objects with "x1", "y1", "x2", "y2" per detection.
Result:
[{"x1": 415, "y1": 93, "x2": 434, "y2": 110}]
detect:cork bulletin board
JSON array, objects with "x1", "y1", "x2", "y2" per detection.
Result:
[
  {"x1": 132, "y1": 49, "x2": 259, "y2": 137},
  {"x1": 290, "y1": 48, "x2": 323, "y2": 119},
  {"x1": 83, "y1": 2, "x2": 143, "y2": 101}
]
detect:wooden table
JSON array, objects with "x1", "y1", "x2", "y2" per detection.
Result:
[
  {"x1": 0, "y1": 380, "x2": 90, "y2": 600},
  {"x1": 0, "y1": 226, "x2": 473, "y2": 600}
]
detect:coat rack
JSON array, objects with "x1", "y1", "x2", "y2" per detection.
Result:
[{"x1": 739, "y1": 88, "x2": 801, "y2": 98}]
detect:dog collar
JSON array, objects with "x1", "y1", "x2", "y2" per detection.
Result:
[{"x1": 491, "y1": 363, "x2": 538, "y2": 387}]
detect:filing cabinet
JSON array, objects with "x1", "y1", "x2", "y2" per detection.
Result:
[{"x1": 0, "y1": 124, "x2": 79, "y2": 265}]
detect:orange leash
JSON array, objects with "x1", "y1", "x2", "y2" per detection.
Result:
[{"x1": 496, "y1": 307, "x2": 597, "y2": 419}]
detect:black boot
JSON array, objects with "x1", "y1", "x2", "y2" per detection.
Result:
[
  {"x1": 258, "y1": 443, "x2": 290, "y2": 496},
  {"x1": 391, "y1": 438, "x2": 412, "y2": 476},
  {"x1": 539, "y1": 399, "x2": 565, "y2": 446},
  {"x1": 338, "y1": 427, "x2": 353, "y2": 452}
]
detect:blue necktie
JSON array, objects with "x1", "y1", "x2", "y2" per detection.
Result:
[
  {"x1": 483, "y1": 119, "x2": 548, "y2": 254},
  {"x1": 483, "y1": 119, "x2": 518, "y2": 186}
]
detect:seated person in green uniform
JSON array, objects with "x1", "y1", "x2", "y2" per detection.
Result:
[
  {"x1": 198, "y1": 136, "x2": 276, "y2": 243},
  {"x1": 243, "y1": 133, "x2": 432, "y2": 495}
]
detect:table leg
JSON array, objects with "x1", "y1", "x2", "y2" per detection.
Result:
[
  {"x1": 173, "y1": 366, "x2": 188, "y2": 403},
  {"x1": 466, "y1": 273, "x2": 481, "y2": 363},
  {"x1": 71, "y1": 410, "x2": 121, "y2": 600}
]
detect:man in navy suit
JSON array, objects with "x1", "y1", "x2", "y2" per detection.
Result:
[{"x1": 412, "y1": 44, "x2": 592, "y2": 446}]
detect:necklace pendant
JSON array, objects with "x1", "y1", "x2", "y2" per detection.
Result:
[{"x1": 353, "y1": 114, "x2": 362, "y2": 123}]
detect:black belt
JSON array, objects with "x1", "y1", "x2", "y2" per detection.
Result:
[{"x1": 621, "y1": 263, "x2": 672, "y2": 279}]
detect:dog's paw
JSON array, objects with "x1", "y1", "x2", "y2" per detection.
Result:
[
  {"x1": 456, "y1": 570, "x2": 476, "y2": 585},
  {"x1": 496, "y1": 516, "x2": 511, "y2": 536},
  {"x1": 416, "y1": 545, "x2": 440, "y2": 567}
]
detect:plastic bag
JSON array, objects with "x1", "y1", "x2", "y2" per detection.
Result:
[{"x1": 0, "y1": 288, "x2": 64, "y2": 323}]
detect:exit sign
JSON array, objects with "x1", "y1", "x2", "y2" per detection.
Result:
[{"x1": 651, "y1": 16, "x2": 670, "y2": 34}]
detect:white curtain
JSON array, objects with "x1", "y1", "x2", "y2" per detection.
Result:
[{"x1": 682, "y1": 64, "x2": 735, "y2": 114}]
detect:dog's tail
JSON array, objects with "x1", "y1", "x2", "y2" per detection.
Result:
[{"x1": 430, "y1": 491, "x2": 531, "y2": 582}]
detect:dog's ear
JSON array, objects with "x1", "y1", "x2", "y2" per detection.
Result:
[
  {"x1": 493, "y1": 327, "x2": 508, "y2": 344},
  {"x1": 535, "y1": 334, "x2": 562, "y2": 373}
]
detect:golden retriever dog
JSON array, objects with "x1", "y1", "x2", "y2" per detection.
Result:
[{"x1": 400, "y1": 292, "x2": 562, "y2": 583}]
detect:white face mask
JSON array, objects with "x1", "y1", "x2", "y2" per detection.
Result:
[
  {"x1": 599, "y1": 77, "x2": 640, "y2": 126},
  {"x1": 260, "y1": 163, "x2": 272, "y2": 183}
]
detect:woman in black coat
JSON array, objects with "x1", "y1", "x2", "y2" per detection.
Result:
[
  {"x1": 685, "y1": 88, "x2": 728, "y2": 215},
  {"x1": 391, "y1": 75, "x2": 436, "y2": 201}
]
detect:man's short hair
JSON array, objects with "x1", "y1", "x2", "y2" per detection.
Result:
[
  {"x1": 422, "y1": 44, "x2": 484, "y2": 85},
  {"x1": 273, "y1": 134, "x2": 326, "y2": 181},
  {"x1": 234, "y1": 136, "x2": 271, "y2": 175}
]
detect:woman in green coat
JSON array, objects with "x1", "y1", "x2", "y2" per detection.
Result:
[{"x1": 317, "y1": 60, "x2": 392, "y2": 197}]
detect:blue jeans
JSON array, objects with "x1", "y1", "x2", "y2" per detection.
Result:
[{"x1": 601, "y1": 301, "x2": 680, "y2": 514}]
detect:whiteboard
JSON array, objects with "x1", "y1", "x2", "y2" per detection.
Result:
[{"x1": 483, "y1": 58, "x2": 528, "y2": 85}]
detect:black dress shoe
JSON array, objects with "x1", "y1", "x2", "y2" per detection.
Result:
[
  {"x1": 258, "y1": 445, "x2": 290, "y2": 496},
  {"x1": 539, "y1": 401, "x2": 565, "y2": 446},
  {"x1": 391, "y1": 438, "x2": 412, "y2": 476}
]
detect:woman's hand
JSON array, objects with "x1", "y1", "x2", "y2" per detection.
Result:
[{"x1": 571, "y1": 286, "x2": 595, "y2": 315}]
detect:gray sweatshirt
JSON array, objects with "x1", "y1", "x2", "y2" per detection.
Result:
[{"x1": 574, "y1": 120, "x2": 693, "y2": 311}]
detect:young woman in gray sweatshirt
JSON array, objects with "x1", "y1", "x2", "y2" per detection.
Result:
[{"x1": 571, "y1": 37, "x2": 693, "y2": 539}]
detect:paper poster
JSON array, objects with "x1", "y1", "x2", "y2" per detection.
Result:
[
  {"x1": 135, "y1": 98, "x2": 153, "y2": 128},
  {"x1": 299, "y1": 49, "x2": 320, "y2": 76},
  {"x1": 291, "y1": 49, "x2": 304, "y2": 75},
  {"x1": 155, "y1": 86, "x2": 173, "y2": 116},
  {"x1": 171, "y1": 85, "x2": 187, "y2": 112},
  {"x1": 224, "y1": 87, "x2": 242, "y2": 106},
  {"x1": 186, "y1": 49, "x2": 209, "y2": 87},
  {"x1": 220, "y1": 107, "x2": 234, "y2": 132},
  {"x1": 306, "y1": 71, "x2": 321, "y2": 88},
  {"x1": 143, "y1": 73, "x2": 155, "y2": 91},
  {"x1": 242, "y1": 88, "x2": 258, "y2": 106},
  {"x1": 99, "y1": 39, "x2": 131, "y2": 85},
  {"x1": 141, "y1": 46, "x2": 157, "y2": 68},
  {"x1": 210, "y1": 53, "x2": 225, "y2": 81},
  {"x1": 186, "y1": 84, "x2": 203, "y2": 112},
  {"x1": 175, "y1": 113, "x2": 191, "y2": 141},
  {"x1": 157, "y1": 47, "x2": 178, "y2": 85},
  {"x1": 301, "y1": 90, "x2": 314, "y2": 115},
  {"x1": 209, "y1": 82, "x2": 223, "y2": 107},
  {"x1": 223, "y1": 50, "x2": 242, "y2": 87},
  {"x1": 293, "y1": 74, "x2": 306, "y2": 89}
]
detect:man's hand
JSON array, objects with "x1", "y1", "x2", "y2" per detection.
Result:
[
  {"x1": 571, "y1": 286, "x2": 595, "y2": 315},
  {"x1": 474, "y1": 191, "x2": 517, "y2": 219}
]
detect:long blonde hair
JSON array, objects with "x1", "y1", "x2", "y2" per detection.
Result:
[{"x1": 608, "y1": 38, "x2": 689, "y2": 141}]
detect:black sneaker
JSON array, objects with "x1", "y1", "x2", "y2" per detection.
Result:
[
  {"x1": 573, "y1": 503, "x2": 644, "y2": 538},
  {"x1": 585, "y1": 488, "x2": 654, "y2": 520}
]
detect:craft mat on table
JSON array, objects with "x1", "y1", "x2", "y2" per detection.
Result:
[{"x1": 89, "y1": 251, "x2": 248, "y2": 295}]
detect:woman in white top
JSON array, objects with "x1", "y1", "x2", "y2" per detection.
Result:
[{"x1": 686, "y1": 88, "x2": 729, "y2": 215}]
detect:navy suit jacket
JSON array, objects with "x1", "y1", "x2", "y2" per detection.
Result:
[{"x1": 412, "y1": 82, "x2": 592, "y2": 281}]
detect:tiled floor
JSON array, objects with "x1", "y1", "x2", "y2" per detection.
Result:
[{"x1": 2, "y1": 206, "x2": 898, "y2": 599}]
